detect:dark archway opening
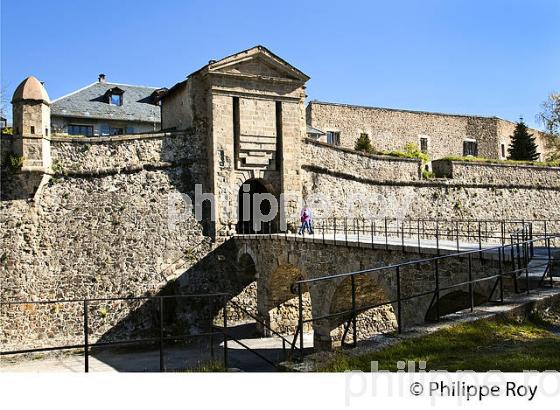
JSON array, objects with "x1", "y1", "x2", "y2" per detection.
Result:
[
  {"x1": 425, "y1": 290, "x2": 487, "y2": 322},
  {"x1": 236, "y1": 179, "x2": 276, "y2": 234}
]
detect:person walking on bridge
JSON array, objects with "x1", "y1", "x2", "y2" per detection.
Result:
[{"x1": 298, "y1": 206, "x2": 314, "y2": 235}]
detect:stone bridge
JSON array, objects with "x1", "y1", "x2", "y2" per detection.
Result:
[{"x1": 230, "y1": 233, "x2": 507, "y2": 350}]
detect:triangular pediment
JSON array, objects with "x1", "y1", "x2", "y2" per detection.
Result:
[{"x1": 206, "y1": 46, "x2": 309, "y2": 82}]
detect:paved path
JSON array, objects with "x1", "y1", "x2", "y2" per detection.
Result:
[
  {"x1": 237, "y1": 232, "x2": 506, "y2": 257},
  {"x1": 0, "y1": 323, "x2": 313, "y2": 373}
]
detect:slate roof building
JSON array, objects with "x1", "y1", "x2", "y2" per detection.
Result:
[{"x1": 51, "y1": 74, "x2": 163, "y2": 136}]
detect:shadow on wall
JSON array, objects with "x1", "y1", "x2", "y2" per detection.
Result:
[{"x1": 89, "y1": 238, "x2": 256, "y2": 371}]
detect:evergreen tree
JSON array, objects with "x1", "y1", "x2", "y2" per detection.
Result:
[
  {"x1": 354, "y1": 133, "x2": 375, "y2": 153},
  {"x1": 508, "y1": 119, "x2": 540, "y2": 161}
]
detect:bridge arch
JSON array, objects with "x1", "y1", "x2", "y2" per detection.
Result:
[
  {"x1": 225, "y1": 251, "x2": 259, "y2": 324},
  {"x1": 260, "y1": 263, "x2": 312, "y2": 335},
  {"x1": 324, "y1": 273, "x2": 397, "y2": 348},
  {"x1": 425, "y1": 289, "x2": 488, "y2": 321}
]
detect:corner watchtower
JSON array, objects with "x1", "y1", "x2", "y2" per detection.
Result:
[{"x1": 11, "y1": 76, "x2": 51, "y2": 169}]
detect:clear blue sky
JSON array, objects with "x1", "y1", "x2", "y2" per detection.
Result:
[{"x1": 2, "y1": 0, "x2": 559, "y2": 128}]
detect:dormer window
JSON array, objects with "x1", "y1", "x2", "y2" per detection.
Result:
[
  {"x1": 105, "y1": 87, "x2": 124, "y2": 106},
  {"x1": 111, "y1": 94, "x2": 122, "y2": 106}
]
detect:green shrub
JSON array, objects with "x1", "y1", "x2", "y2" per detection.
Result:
[
  {"x1": 354, "y1": 133, "x2": 375, "y2": 154},
  {"x1": 8, "y1": 154, "x2": 24, "y2": 170},
  {"x1": 422, "y1": 170, "x2": 435, "y2": 179},
  {"x1": 382, "y1": 142, "x2": 430, "y2": 163}
]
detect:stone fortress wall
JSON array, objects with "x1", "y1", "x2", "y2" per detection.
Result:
[
  {"x1": 301, "y1": 138, "x2": 421, "y2": 183},
  {"x1": 306, "y1": 101, "x2": 551, "y2": 161},
  {"x1": 432, "y1": 158, "x2": 560, "y2": 188},
  {"x1": 3, "y1": 132, "x2": 560, "y2": 351},
  {"x1": 0, "y1": 132, "x2": 225, "y2": 351},
  {"x1": 301, "y1": 139, "x2": 560, "y2": 224}
]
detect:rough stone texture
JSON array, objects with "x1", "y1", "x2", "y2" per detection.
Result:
[
  {"x1": 0, "y1": 167, "x2": 214, "y2": 350},
  {"x1": 433, "y1": 159, "x2": 560, "y2": 188},
  {"x1": 302, "y1": 139, "x2": 420, "y2": 182},
  {"x1": 301, "y1": 168, "x2": 560, "y2": 221},
  {"x1": 306, "y1": 101, "x2": 550, "y2": 161},
  {"x1": 50, "y1": 132, "x2": 203, "y2": 176},
  {"x1": 0, "y1": 130, "x2": 224, "y2": 351}
]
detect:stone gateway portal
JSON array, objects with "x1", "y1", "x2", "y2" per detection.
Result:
[{"x1": 237, "y1": 179, "x2": 275, "y2": 234}]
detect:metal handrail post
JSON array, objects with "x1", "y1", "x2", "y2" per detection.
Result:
[
  {"x1": 83, "y1": 300, "x2": 89, "y2": 373},
  {"x1": 334, "y1": 217, "x2": 337, "y2": 246},
  {"x1": 298, "y1": 283, "x2": 304, "y2": 360},
  {"x1": 384, "y1": 217, "x2": 388, "y2": 250},
  {"x1": 435, "y1": 259, "x2": 440, "y2": 321},
  {"x1": 210, "y1": 298, "x2": 215, "y2": 361},
  {"x1": 401, "y1": 221, "x2": 405, "y2": 252},
  {"x1": 478, "y1": 222, "x2": 482, "y2": 261},
  {"x1": 456, "y1": 221, "x2": 460, "y2": 252},
  {"x1": 396, "y1": 266, "x2": 402, "y2": 333},
  {"x1": 159, "y1": 296, "x2": 165, "y2": 372},
  {"x1": 498, "y1": 249, "x2": 504, "y2": 303},
  {"x1": 351, "y1": 275, "x2": 357, "y2": 347},
  {"x1": 371, "y1": 219, "x2": 374, "y2": 249},
  {"x1": 223, "y1": 304, "x2": 228, "y2": 369},
  {"x1": 529, "y1": 223, "x2": 534, "y2": 257},
  {"x1": 436, "y1": 222, "x2": 440, "y2": 256},
  {"x1": 345, "y1": 218, "x2": 348, "y2": 247},
  {"x1": 548, "y1": 237, "x2": 553, "y2": 287},
  {"x1": 525, "y1": 241, "x2": 530, "y2": 294},
  {"x1": 468, "y1": 254, "x2": 474, "y2": 312},
  {"x1": 417, "y1": 219, "x2": 421, "y2": 255}
]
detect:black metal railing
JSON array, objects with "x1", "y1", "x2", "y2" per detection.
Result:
[
  {"x1": 289, "y1": 231, "x2": 558, "y2": 360},
  {"x1": 0, "y1": 293, "x2": 294, "y2": 372},
  {"x1": 237, "y1": 218, "x2": 560, "y2": 254}
]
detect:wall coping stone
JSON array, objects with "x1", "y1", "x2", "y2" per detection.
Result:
[
  {"x1": 303, "y1": 164, "x2": 560, "y2": 191},
  {"x1": 433, "y1": 158, "x2": 560, "y2": 172},
  {"x1": 50, "y1": 130, "x2": 186, "y2": 144},
  {"x1": 304, "y1": 138, "x2": 421, "y2": 164},
  {"x1": 48, "y1": 161, "x2": 190, "y2": 178}
]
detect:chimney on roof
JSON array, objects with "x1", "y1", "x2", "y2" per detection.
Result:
[{"x1": 98, "y1": 73, "x2": 106, "y2": 83}]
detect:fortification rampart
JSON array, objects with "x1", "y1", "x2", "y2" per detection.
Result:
[
  {"x1": 300, "y1": 143, "x2": 560, "y2": 224},
  {"x1": 302, "y1": 138, "x2": 421, "y2": 183},
  {"x1": 432, "y1": 159, "x2": 560, "y2": 188},
  {"x1": 3, "y1": 131, "x2": 560, "y2": 352}
]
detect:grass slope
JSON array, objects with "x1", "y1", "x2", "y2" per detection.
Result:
[{"x1": 319, "y1": 315, "x2": 560, "y2": 372}]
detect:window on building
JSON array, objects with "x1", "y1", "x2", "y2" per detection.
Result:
[
  {"x1": 45, "y1": 128, "x2": 49, "y2": 136},
  {"x1": 463, "y1": 140, "x2": 478, "y2": 156},
  {"x1": 109, "y1": 127, "x2": 124, "y2": 135},
  {"x1": 420, "y1": 137, "x2": 428, "y2": 153},
  {"x1": 30, "y1": 126, "x2": 35, "y2": 134},
  {"x1": 501, "y1": 143, "x2": 506, "y2": 158},
  {"x1": 110, "y1": 94, "x2": 123, "y2": 106},
  {"x1": 326, "y1": 131, "x2": 340, "y2": 146},
  {"x1": 68, "y1": 124, "x2": 94, "y2": 136}
]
